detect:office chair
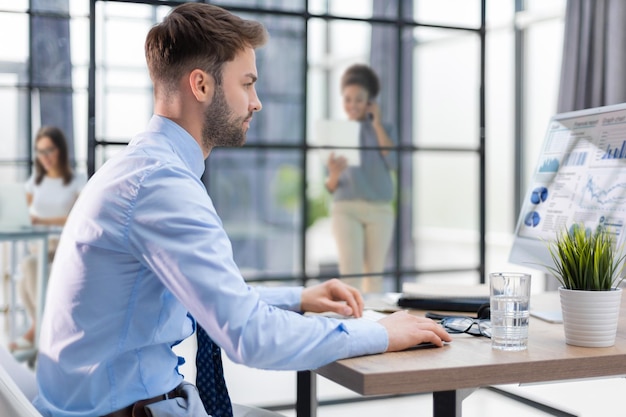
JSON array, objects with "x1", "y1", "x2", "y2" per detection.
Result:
[{"x1": 0, "y1": 345, "x2": 41, "y2": 416}]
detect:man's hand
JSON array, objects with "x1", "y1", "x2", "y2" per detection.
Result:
[
  {"x1": 378, "y1": 311, "x2": 452, "y2": 351},
  {"x1": 301, "y1": 279, "x2": 364, "y2": 318}
]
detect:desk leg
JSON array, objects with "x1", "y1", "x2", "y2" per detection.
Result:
[
  {"x1": 34, "y1": 237, "x2": 48, "y2": 350},
  {"x1": 296, "y1": 370, "x2": 317, "y2": 417},
  {"x1": 8, "y1": 241, "x2": 18, "y2": 341},
  {"x1": 433, "y1": 389, "x2": 475, "y2": 417}
]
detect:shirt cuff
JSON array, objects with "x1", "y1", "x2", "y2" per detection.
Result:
[{"x1": 341, "y1": 319, "x2": 389, "y2": 357}]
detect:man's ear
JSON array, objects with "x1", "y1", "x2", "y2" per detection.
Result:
[{"x1": 189, "y1": 69, "x2": 215, "y2": 103}]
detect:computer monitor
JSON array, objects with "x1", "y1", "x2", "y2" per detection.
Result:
[{"x1": 509, "y1": 102, "x2": 626, "y2": 270}]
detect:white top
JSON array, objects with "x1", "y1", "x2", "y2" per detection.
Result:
[{"x1": 25, "y1": 173, "x2": 86, "y2": 219}]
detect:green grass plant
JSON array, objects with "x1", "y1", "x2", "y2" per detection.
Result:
[{"x1": 545, "y1": 224, "x2": 626, "y2": 291}]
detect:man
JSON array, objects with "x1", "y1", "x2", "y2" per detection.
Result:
[{"x1": 33, "y1": 3, "x2": 451, "y2": 417}]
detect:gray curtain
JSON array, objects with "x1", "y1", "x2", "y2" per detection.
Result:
[
  {"x1": 31, "y1": 0, "x2": 75, "y2": 160},
  {"x1": 558, "y1": 0, "x2": 626, "y2": 112},
  {"x1": 371, "y1": 1, "x2": 415, "y2": 279}
]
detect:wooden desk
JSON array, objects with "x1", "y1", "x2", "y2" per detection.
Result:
[{"x1": 297, "y1": 292, "x2": 626, "y2": 417}]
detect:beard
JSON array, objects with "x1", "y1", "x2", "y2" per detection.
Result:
[{"x1": 202, "y1": 85, "x2": 252, "y2": 149}]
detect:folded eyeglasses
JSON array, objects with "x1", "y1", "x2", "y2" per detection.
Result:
[{"x1": 426, "y1": 303, "x2": 492, "y2": 339}]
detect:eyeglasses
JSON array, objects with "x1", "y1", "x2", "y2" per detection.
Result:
[
  {"x1": 36, "y1": 147, "x2": 57, "y2": 157},
  {"x1": 440, "y1": 316, "x2": 492, "y2": 338}
]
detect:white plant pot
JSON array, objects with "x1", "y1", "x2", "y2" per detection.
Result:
[{"x1": 559, "y1": 287, "x2": 623, "y2": 347}]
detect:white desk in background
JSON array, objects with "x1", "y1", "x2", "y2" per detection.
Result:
[{"x1": 0, "y1": 227, "x2": 53, "y2": 364}]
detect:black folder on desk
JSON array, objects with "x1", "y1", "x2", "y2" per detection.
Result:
[
  {"x1": 397, "y1": 296, "x2": 489, "y2": 312},
  {"x1": 397, "y1": 283, "x2": 490, "y2": 312}
]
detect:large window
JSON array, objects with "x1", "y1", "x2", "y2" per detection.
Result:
[{"x1": 0, "y1": 1, "x2": 566, "y2": 291}]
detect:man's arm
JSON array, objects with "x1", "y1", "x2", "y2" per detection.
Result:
[{"x1": 300, "y1": 279, "x2": 451, "y2": 351}]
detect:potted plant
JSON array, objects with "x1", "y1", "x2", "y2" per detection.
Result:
[{"x1": 545, "y1": 223, "x2": 626, "y2": 347}]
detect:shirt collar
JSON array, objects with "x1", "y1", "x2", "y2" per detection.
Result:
[{"x1": 145, "y1": 115, "x2": 206, "y2": 178}]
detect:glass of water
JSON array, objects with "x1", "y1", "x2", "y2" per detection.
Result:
[{"x1": 489, "y1": 272, "x2": 531, "y2": 351}]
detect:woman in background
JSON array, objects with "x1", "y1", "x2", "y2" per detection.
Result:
[
  {"x1": 325, "y1": 64, "x2": 395, "y2": 294},
  {"x1": 9, "y1": 126, "x2": 85, "y2": 352}
]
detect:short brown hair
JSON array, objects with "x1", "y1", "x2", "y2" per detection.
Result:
[
  {"x1": 145, "y1": 3, "x2": 268, "y2": 91},
  {"x1": 340, "y1": 64, "x2": 380, "y2": 99}
]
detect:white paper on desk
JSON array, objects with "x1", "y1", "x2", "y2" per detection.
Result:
[
  {"x1": 401, "y1": 283, "x2": 490, "y2": 299},
  {"x1": 314, "y1": 119, "x2": 360, "y2": 166}
]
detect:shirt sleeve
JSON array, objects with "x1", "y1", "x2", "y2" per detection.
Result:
[
  {"x1": 255, "y1": 286, "x2": 303, "y2": 311},
  {"x1": 126, "y1": 165, "x2": 388, "y2": 371}
]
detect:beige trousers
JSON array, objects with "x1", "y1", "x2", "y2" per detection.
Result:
[
  {"x1": 331, "y1": 200, "x2": 394, "y2": 293},
  {"x1": 18, "y1": 239, "x2": 58, "y2": 323}
]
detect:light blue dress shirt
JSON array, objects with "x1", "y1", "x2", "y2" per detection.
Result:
[{"x1": 33, "y1": 115, "x2": 388, "y2": 417}]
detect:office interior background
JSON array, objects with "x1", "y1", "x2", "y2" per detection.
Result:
[
  {"x1": 0, "y1": 0, "x2": 570, "y2": 291},
  {"x1": 4, "y1": 0, "x2": 626, "y2": 416}
]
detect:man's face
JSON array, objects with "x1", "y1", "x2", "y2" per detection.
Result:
[{"x1": 202, "y1": 47, "x2": 262, "y2": 148}]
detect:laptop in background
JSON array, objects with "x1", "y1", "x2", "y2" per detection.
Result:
[{"x1": 0, "y1": 183, "x2": 32, "y2": 231}]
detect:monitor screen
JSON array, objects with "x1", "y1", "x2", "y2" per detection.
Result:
[{"x1": 509, "y1": 102, "x2": 626, "y2": 271}]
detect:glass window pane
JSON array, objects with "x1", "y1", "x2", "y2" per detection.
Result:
[
  {"x1": 486, "y1": 1, "x2": 514, "y2": 27},
  {"x1": 0, "y1": 88, "x2": 29, "y2": 163},
  {"x1": 413, "y1": 152, "x2": 479, "y2": 270},
  {"x1": 526, "y1": 0, "x2": 566, "y2": 13},
  {"x1": 70, "y1": 17, "x2": 90, "y2": 67},
  {"x1": 306, "y1": 149, "x2": 335, "y2": 277},
  {"x1": 104, "y1": 69, "x2": 151, "y2": 90},
  {"x1": 213, "y1": 0, "x2": 305, "y2": 12},
  {"x1": 100, "y1": 92, "x2": 152, "y2": 140},
  {"x1": 413, "y1": 0, "x2": 482, "y2": 28},
  {"x1": 95, "y1": 144, "x2": 127, "y2": 171},
  {"x1": 205, "y1": 149, "x2": 303, "y2": 279},
  {"x1": 69, "y1": 0, "x2": 89, "y2": 16},
  {"x1": 0, "y1": 13, "x2": 28, "y2": 63},
  {"x1": 307, "y1": 19, "x2": 376, "y2": 145},
  {"x1": 240, "y1": 14, "x2": 305, "y2": 144},
  {"x1": 402, "y1": 271, "x2": 483, "y2": 287},
  {"x1": 309, "y1": 0, "x2": 398, "y2": 20},
  {"x1": 523, "y1": 20, "x2": 564, "y2": 203},
  {"x1": 486, "y1": 27, "x2": 514, "y2": 234},
  {"x1": 306, "y1": 140, "x2": 398, "y2": 289},
  {"x1": 411, "y1": 27, "x2": 480, "y2": 148},
  {"x1": 72, "y1": 91, "x2": 88, "y2": 175},
  {"x1": 100, "y1": 2, "x2": 154, "y2": 19},
  {"x1": 0, "y1": 1, "x2": 27, "y2": 12},
  {"x1": 96, "y1": 18, "x2": 153, "y2": 67}
]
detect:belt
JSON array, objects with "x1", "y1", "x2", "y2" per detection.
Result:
[{"x1": 101, "y1": 385, "x2": 181, "y2": 417}]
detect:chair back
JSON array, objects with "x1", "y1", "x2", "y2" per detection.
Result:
[{"x1": 0, "y1": 347, "x2": 41, "y2": 416}]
